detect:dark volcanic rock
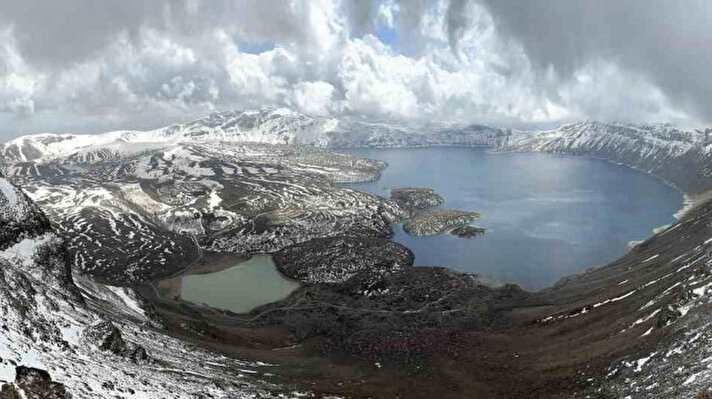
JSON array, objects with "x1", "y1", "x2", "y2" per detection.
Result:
[
  {"x1": 83, "y1": 320, "x2": 150, "y2": 363},
  {"x1": 0, "y1": 366, "x2": 70, "y2": 399},
  {"x1": 252, "y1": 265, "x2": 527, "y2": 365},
  {"x1": 0, "y1": 176, "x2": 52, "y2": 251},
  {"x1": 450, "y1": 225, "x2": 486, "y2": 238},
  {"x1": 273, "y1": 236, "x2": 414, "y2": 286},
  {"x1": 656, "y1": 306, "x2": 682, "y2": 328},
  {"x1": 0, "y1": 177, "x2": 83, "y2": 303},
  {"x1": 390, "y1": 187, "x2": 443, "y2": 211},
  {"x1": 84, "y1": 320, "x2": 127, "y2": 354},
  {"x1": 402, "y1": 209, "x2": 480, "y2": 236}
]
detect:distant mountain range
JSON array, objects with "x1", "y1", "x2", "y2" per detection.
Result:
[{"x1": 2, "y1": 108, "x2": 711, "y2": 194}]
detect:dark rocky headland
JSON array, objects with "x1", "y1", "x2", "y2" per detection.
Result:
[
  {"x1": 390, "y1": 187, "x2": 444, "y2": 211},
  {"x1": 450, "y1": 225, "x2": 487, "y2": 238}
]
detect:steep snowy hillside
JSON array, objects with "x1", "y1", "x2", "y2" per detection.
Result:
[
  {"x1": 524, "y1": 199, "x2": 712, "y2": 398},
  {"x1": 0, "y1": 176, "x2": 292, "y2": 397},
  {"x1": 500, "y1": 121, "x2": 712, "y2": 194}
]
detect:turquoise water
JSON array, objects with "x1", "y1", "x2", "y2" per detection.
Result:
[
  {"x1": 179, "y1": 255, "x2": 299, "y2": 313},
  {"x1": 339, "y1": 147, "x2": 683, "y2": 290}
]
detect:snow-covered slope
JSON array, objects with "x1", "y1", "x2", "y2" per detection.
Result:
[
  {"x1": 0, "y1": 176, "x2": 291, "y2": 397},
  {"x1": 0, "y1": 177, "x2": 51, "y2": 250},
  {"x1": 2, "y1": 141, "x2": 401, "y2": 284},
  {"x1": 0, "y1": 109, "x2": 338, "y2": 164},
  {"x1": 533, "y1": 199, "x2": 712, "y2": 398}
]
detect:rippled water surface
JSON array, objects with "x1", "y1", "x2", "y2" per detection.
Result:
[{"x1": 339, "y1": 147, "x2": 683, "y2": 290}]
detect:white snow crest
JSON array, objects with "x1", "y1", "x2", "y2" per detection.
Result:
[
  {"x1": 0, "y1": 232, "x2": 58, "y2": 269},
  {"x1": 0, "y1": 178, "x2": 18, "y2": 206},
  {"x1": 105, "y1": 285, "x2": 147, "y2": 320}
]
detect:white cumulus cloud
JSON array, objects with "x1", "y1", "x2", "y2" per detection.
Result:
[{"x1": 0, "y1": 0, "x2": 702, "y2": 141}]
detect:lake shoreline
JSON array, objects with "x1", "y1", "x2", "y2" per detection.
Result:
[
  {"x1": 338, "y1": 146, "x2": 683, "y2": 290},
  {"x1": 338, "y1": 144, "x2": 693, "y2": 223},
  {"x1": 154, "y1": 253, "x2": 299, "y2": 314}
]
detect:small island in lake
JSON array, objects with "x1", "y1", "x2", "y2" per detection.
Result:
[
  {"x1": 450, "y1": 225, "x2": 487, "y2": 238},
  {"x1": 402, "y1": 209, "x2": 481, "y2": 236}
]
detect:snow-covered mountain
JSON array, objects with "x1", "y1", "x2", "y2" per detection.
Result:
[
  {"x1": 499, "y1": 121, "x2": 712, "y2": 194},
  {"x1": 3, "y1": 109, "x2": 710, "y2": 194},
  {"x1": 0, "y1": 108, "x2": 507, "y2": 164},
  {"x1": 0, "y1": 108, "x2": 336, "y2": 163}
]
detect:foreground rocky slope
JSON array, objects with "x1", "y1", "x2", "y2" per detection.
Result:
[{"x1": 0, "y1": 176, "x2": 298, "y2": 397}]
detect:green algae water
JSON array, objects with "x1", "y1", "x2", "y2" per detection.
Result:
[{"x1": 178, "y1": 255, "x2": 298, "y2": 313}]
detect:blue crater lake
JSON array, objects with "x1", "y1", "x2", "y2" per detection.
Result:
[{"x1": 338, "y1": 147, "x2": 683, "y2": 291}]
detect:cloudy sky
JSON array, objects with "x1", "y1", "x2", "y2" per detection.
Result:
[{"x1": 0, "y1": 0, "x2": 710, "y2": 141}]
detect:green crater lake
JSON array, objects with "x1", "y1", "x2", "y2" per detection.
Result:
[{"x1": 172, "y1": 255, "x2": 299, "y2": 313}]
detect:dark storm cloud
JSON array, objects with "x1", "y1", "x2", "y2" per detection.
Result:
[
  {"x1": 445, "y1": 0, "x2": 470, "y2": 56},
  {"x1": 471, "y1": 0, "x2": 712, "y2": 122},
  {"x1": 0, "y1": 0, "x2": 164, "y2": 68},
  {"x1": 0, "y1": 0, "x2": 315, "y2": 69},
  {"x1": 344, "y1": 0, "x2": 379, "y2": 36}
]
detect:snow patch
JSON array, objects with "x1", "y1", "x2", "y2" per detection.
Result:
[
  {"x1": 105, "y1": 286, "x2": 147, "y2": 319},
  {"x1": 0, "y1": 233, "x2": 57, "y2": 268},
  {"x1": 0, "y1": 178, "x2": 18, "y2": 206}
]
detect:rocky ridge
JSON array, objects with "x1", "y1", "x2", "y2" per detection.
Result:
[
  {"x1": 499, "y1": 121, "x2": 712, "y2": 195},
  {"x1": 450, "y1": 225, "x2": 487, "y2": 238},
  {"x1": 390, "y1": 187, "x2": 444, "y2": 212},
  {"x1": 274, "y1": 235, "x2": 414, "y2": 289}
]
